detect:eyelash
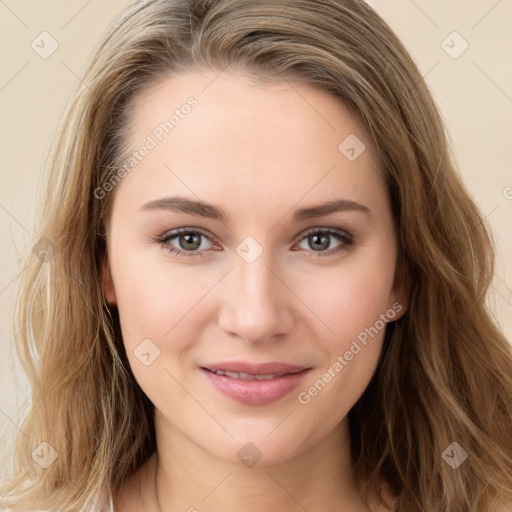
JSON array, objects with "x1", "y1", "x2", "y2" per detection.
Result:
[{"x1": 155, "y1": 227, "x2": 354, "y2": 258}]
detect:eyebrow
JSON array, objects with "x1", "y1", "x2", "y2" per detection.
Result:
[{"x1": 140, "y1": 196, "x2": 371, "y2": 222}]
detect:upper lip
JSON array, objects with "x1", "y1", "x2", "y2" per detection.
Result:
[{"x1": 201, "y1": 361, "x2": 310, "y2": 375}]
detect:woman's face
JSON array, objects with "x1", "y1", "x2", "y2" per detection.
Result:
[{"x1": 103, "y1": 69, "x2": 407, "y2": 466}]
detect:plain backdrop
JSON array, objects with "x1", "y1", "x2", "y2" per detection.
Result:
[{"x1": 1, "y1": 0, "x2": 511, "y2": 452}]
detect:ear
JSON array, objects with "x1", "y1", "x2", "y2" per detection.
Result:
[
  {"x1": 387, "y1": 257, "x2": 410, "y2": 322},
  {"x1": 102, "y1": 256, "x2": 117, "y2": 306}
]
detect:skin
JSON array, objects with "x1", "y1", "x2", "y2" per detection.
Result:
[{"x1": 103, "y1": 68, "x2": 408, "y2": 512}]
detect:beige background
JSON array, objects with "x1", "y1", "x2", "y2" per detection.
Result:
[{"x1": 1, "y1": 0, "x2": 511, "y2": 454}]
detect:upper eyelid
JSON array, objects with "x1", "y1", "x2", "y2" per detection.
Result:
[{"x1": 159, "y1": 227, "x2": 217, "y2": 243}]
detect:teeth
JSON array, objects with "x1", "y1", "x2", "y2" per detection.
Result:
[{"x1": 213, "y1": 370, "x2": 286, "y2": 380}]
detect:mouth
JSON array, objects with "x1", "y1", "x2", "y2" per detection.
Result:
[
  {"x1": 199, "y1": 361, "x2": 312, "y2": 406},
  {"x1": 203, "y1": 368, "x2": 305, "y2": 381}
]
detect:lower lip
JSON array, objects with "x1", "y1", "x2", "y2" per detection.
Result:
[{"x1": 200, "y1": 368, "x2": 311, "y2": 406}]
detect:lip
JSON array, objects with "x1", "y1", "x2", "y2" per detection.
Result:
[
  {"x1": 200, "y1": 361, "x2": 312, "y2": 406},
  {"x1": 203, "y1": 361, "x2": 308, "y2": 375}
]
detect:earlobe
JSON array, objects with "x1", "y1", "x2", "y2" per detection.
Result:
[{"x1": 102, "y1": 257, "x2": 117, "y2": 306}]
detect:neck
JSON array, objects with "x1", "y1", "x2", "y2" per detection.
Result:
[{"x1": 128, "y1": 413, "x2": 375, "y2": 512}]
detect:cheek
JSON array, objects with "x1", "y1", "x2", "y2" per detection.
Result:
[
  {"x1": 294, "y1": 270, "x2": 392, "y2": 420},
  {"x1": 107, "y1": 232, "x2": 206, "y2": 363},
  {"x1": 113, "y1": 264, "x2": 210, "y2": 348},
  {"x1": 291, "y1": 247, "x2": 396, "y2": 410},
  {"x1": 110, "y1": 258, "x2": 208, "y2": 409},
  {"x1": 295, "y1": 251, "x2": 396, "y2": 345}
]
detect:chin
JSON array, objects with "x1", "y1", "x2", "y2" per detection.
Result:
[{"x1": 204, "y1": 429, "x2": 315, "y2": 469}]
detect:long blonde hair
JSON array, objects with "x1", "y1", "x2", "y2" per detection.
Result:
[{"x1": 1, "y1": 0, "x2": 511, "y2": 510}]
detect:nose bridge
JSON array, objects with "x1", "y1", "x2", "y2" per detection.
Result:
[{"x1": 217, "y1": 246, "x2": 293, "y2": 343}]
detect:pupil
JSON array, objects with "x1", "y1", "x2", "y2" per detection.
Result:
[
  {"x1": 310, "y1": 234, "x2": 329, "y2": 251},
  {"x1": 180, "y1": 233, "x2": 200, "y2": 250}
]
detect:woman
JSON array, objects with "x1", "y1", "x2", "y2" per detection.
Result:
[{"x1": 1, "y1": 0, "x2": 511, "y2": 510}]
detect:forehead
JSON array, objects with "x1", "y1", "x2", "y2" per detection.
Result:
[
  {"x1": 128, "y1": 69, "x2": 371, "y2": 152},
  {"x1": 116, "y1": 69, "x2": 385, "y2": 215}
]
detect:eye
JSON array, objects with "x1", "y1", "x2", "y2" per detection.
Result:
[
  {"x1": 294, "y1": 228, "x2": 354, "y2": 257},
  {"x1": 155, "y1": 226, "x2": 354, "y2": 258},
  {"x1": 156, "y1": 228, "x2": 217, "y2": 257}
]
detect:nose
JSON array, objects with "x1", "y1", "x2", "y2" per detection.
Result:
[{"x1": 217, "y1": 251, "x2": 295, "y2": 344}]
